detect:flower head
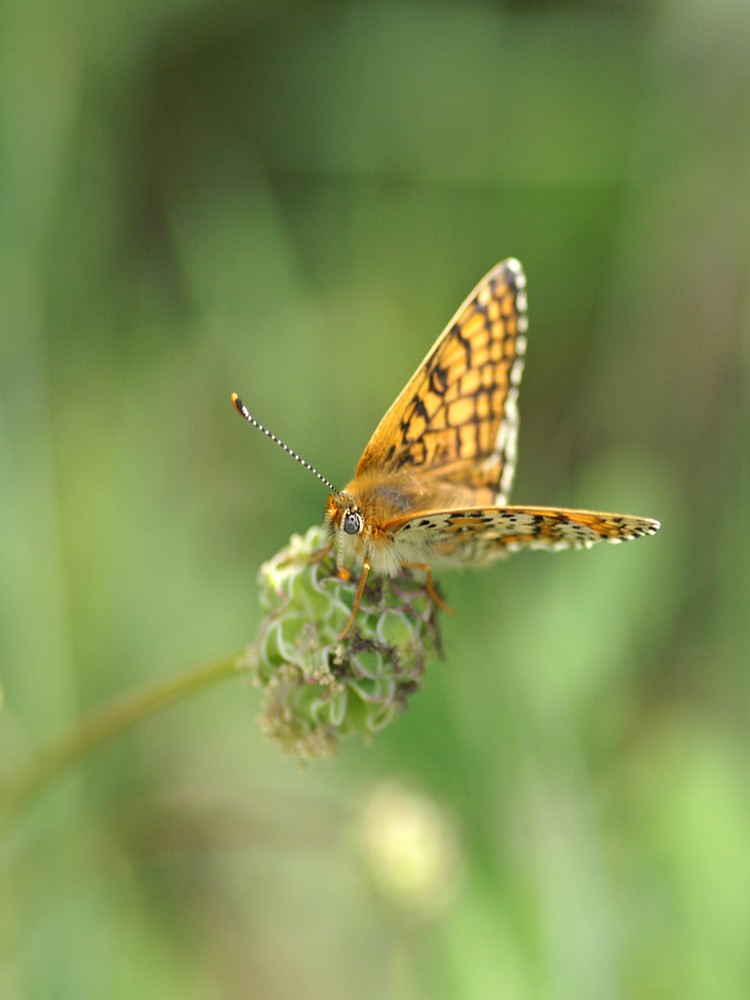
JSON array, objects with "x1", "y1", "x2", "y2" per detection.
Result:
[{"x1": 245, "y1": 526, "x2": 444, "y2": 760}]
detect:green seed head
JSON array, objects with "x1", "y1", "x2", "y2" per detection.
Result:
[{"x1": 245, "y1": 526, "x2": 444, "y2": 760}]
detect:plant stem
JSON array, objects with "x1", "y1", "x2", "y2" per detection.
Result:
[{"x1": 0, "y1": 649, "x2": 249, "y2": 826}]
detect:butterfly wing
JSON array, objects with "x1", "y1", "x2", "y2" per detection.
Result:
[
  {"x1": 355, "y1": 259, "x2": 528, "y2": 505},
  {"x1": 385, "y1": 506, "x2": 660, "y2": 566}
]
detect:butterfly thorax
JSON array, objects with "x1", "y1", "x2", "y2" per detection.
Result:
[{"x1": 325, "y1": 470, "x2": 492, "y2": 576}]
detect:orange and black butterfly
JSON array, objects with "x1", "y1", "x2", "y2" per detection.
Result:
[{"x1": 232, "y1": 259, "x2": 659, "y2": 636}]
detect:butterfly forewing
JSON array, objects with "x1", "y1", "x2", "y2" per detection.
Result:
[
  {"x1": 355, "y1": 259, "x2": 528, "y2": 505},
  {"x1": 386, "y1": 507, "x2": 660, "y2": 565}
]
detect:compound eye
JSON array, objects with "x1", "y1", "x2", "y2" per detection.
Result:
[{"x1": 343, "y1": 510, "x2": 363, "y2": 535}]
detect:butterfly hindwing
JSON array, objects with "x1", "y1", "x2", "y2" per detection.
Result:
[
  {"x1": 355, "y1": 259, "x2": 528, "y2": 505},
  {"x1": 386, "y1": 506, "x2": 660, "y2": 566}
]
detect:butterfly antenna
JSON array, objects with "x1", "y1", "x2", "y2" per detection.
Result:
[{"x1": 230, "y1": 393, "x2": 338, "y2": 493}]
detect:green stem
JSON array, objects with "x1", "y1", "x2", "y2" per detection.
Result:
[{"x1": 0, "y1": 649, "x2": 249, "y2": 826}]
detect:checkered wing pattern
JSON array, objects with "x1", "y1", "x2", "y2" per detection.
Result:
[
  {"x1": 355, "y1": 259, "x2": 528, "y2": 505},
  {"x1": 387, "y1": 506, "x2": 660, "y2": 565}
]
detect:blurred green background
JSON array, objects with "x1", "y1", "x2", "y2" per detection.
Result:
[{"x1": 1, "y1": 1, "x2": 748, "y2": 997}]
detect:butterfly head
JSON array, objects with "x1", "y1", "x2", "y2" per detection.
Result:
[{"x1": 326, "y1": 490, "x2": 367, "y2": 568}]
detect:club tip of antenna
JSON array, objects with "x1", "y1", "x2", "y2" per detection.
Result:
[{"x1": 230, "y1": 392, "x2": 242, "y2": 413}]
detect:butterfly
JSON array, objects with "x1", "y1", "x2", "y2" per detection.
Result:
[{"x1": 232, "y1": 259, "x2": 659, "y2": 638}]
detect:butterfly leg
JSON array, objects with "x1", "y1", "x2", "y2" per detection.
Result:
[
  {"x1": 405, "y1": 563, "x2": 455, "y2": 617},
  {"x1": 338, "y1": 560, "x2": 371, "y2": 640}
]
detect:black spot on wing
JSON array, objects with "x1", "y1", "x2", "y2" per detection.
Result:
[{"x1": 428, "y1": 363, "x2": 449, "y2": 396}]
